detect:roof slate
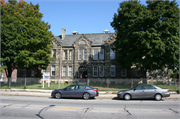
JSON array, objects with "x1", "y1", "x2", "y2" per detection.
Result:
[{"x1": 55, "y1": 33, "x2": 113, "y2": 46}]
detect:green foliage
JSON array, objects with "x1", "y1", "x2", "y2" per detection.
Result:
[
  {"x1": 170, "y1": 69, "x2": 179, "y2": 78},
  {"x1": 111, "y1": 1, "x2": 179, "y2": 74},
  {"x1": 1, "y1": 0, "x2": 54, "y2": 78}
]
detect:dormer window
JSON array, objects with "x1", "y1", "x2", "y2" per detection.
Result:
[
  {"x1": 72, "y1": 31, "x2": 79, "y2": 35},
  {"x1": 103, "y1": 29, "x2": 110, "y2": 34},
  {"x1": 80, "y1": 40, "x2": 86, "y2": 45}
]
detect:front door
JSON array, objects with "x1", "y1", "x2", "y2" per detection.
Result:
[
  {"x1": 79, "y1": 71, "x2": 87, "y2": 78},
  {"x1": 62, "y1": 85, "x2": 76, "y2": 97},
  {"x1": 131, "y1": 85, "x2": 146, "y2": 99},
  {"x1": 79, "y1": 66, "x2": 87, "y2": 79}
]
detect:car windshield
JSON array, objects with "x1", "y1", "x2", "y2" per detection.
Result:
[{"x1": 130, "y1": 85, "x2": 139, "y2": 90}]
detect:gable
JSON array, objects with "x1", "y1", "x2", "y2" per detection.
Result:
[
  {"x1": 104, "y1": 31, "x2": 117, "y2": 45},
  {"x1": 51, "y1": 37, "x2": 61, "y2": 47},
  {"x1": 74, "y1": 34, "x2": 92, "y2": 47}
]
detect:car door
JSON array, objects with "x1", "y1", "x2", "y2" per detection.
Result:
[
  {"x1": 62, "y1": 85, "x2": 76, "y2": 97},
  {"x1": 144, "y1": 85, "x2": 157, "y2": 98},
  {"x1": 74, "y1": 85, "x2": 86, "y2": 97},
  {"x1": 131, "y1": 85, "x2": 146, "y2": 99}
]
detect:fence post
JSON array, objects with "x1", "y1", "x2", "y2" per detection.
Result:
[
  {"x1": 87, "y1": 78, "x2": 89, "y2": 86},
  {"x1": 63, "y1": 79, "x2": 64, "y2": 88},
  {"x1": 131, "y1": 79, "x2": 133, "y2": 88},
  {"x1": 24, "y1": 78, "x2": 26, "y2": 87},
  {"x1": 42, "y1": 78, "x2": 44, "y2": 89},
  {"x1": 58, "y1": 80, "x2": 60, "y2": 89},
  {"x1": 175, "y1": 79, "x2": 177, "y2": 92},
  {"x1": 106, "y1": 78, "x2": 109, "y2": 93}
]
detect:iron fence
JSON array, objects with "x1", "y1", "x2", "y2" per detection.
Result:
[{"x1": 0, "y1": 77, "x2": 179, "y2": 92}]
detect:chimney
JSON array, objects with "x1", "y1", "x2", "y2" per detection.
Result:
[{"x1": 62, "y1": 28, "x2": 66, "y2": 39}]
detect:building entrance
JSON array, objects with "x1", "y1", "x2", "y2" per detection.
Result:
[{"x1": 79, "y1": 66, "x2": 87, "y2": 78}]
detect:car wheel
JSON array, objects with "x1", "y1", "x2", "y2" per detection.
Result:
[
  {"x1": 83, "y1": 93, "x2": 90, "y2": 100},
  {"x1": 155, "y1": 94, "x2": 162, "y2": 101},
  {"x1": 55, "y1": 92, "x2": 61, "y2": 99},
  {"x1": 124, "y1": 94, "x2": 131, "y2": 100}
]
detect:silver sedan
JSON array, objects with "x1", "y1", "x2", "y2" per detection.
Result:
[{"x1": 117, "y1": 84, "x2": 170, "y2": 101}]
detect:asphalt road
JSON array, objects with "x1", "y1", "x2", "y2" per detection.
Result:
[{"x1": 0, "y1": 96, "x2": 179, "y2": 119}]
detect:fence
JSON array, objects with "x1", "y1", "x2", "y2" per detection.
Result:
[{"x1": 0, "y1": 77, "x2": 179, "y2": 92}]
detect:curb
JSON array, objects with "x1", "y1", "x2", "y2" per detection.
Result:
[
  {"x1": 0, "y1": 89, "x2": 178, "y2": 94},
  {"x1": 0, "y1": 89, "x2": 180, "y2": 100}
]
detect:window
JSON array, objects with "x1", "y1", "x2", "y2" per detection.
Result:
[
  {"x1": 52, "y1": 49, "x2": 56, "y2": 58},
  {"x1": 93, "y1": 66, "x2": 98, "y2": 77},
  {"x1": 99, "y1": 66, "x2": 104, "y2": 77},
  {"x1": 77, "y1": 85, "x2": 86, "y2": 89},
  {"x1": 68, "y1": 66, "x2": 73, "y2": 76},
  {"x1": 84, "y1": 49, "x2": 87, "y2": 60},
  {"x1": 135, "y1": 85, "x2": 144, "y2": 90},
  {"x1": 63, "y1": 66, "x2": 67, "y2": 76},
  {"x1": 121, "y1": 69, "x2": 126, "y2": 77},
  {"x1": 69, "y1": 50, "x2": 73, "y2": 60},
  {"x1": 157, "y1": 69, "x2": 162, "y2": 77},
  {"x1": 22, "y1": 69, "x2": 26, "y2": 77},
  {"x1": 93, "y1": 49, "x2": 98, "y2": 60},
  {"x1": 52, "y1": 66, "x2": 55, "y2": 76},
  {"x1": 31, "y1": 69, "x2": 35, "y2": 77},
  {"x1": 145, "y1": 85, "x2": 156, "y2": 90},
  {"x1": 66, "y1": 85, "x2": 76, "y2": 89},
  {"x1": 99, "y1": 49, "x2": 104, "y2": 60},
  {"x1": 110, "y1": 65, "x2": 115, "y2": 77},
  {"x1": 136, "y1": 69, "x2": 141, "y2": 77},
  {"x1": 110, "y1": 49, "x2": 115, "y2": 59},
  {"x1": 63, "y1": 50, "x2": 67, "y2": 60},
  {"x1": 78, "y1": 49, "x2": 82, "y2": 60},
  {"x1": 80, "y1": 40, "x2": 86, "y2": 45}
]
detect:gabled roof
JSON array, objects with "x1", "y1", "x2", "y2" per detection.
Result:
[{"x1": 55, "y1": 33, "x2": 113, "y2": 46}]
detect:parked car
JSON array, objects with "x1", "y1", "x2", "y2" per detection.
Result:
[
  {"x1": 51, "y1": 84, "x2": 99, "y2": 99},
  {"x1": 117, "y1": 84, "x2": 170, "y2": 101}
]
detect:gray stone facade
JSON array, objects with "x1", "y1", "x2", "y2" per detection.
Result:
[{"x1": 46, "y1": 29, "x2": 169, "y2": 81}]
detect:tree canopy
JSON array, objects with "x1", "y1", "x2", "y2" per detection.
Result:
[
  {"x1": 1, "y1": 0, "x2": 54, "y2": 83},
  {"x1": 111, "y1": 0, "x2": 179, "y2": 77}
]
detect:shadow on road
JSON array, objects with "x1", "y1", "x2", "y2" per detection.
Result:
[
  {"x1": 48, "y1": 97, "x2": 96, "y2": 100},
  {"x1": 112, "y1": 97, "x2": 165, "y2": 101}
]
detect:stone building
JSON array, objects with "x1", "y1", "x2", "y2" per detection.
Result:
[{"x1": 45, "y1": 28, "x2": 169, "y2": 82}]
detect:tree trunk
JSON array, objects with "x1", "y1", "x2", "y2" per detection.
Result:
[
  {"x1": 141, "y1": 67, "x2": 147, "y2": 84},
  {"x1": 6, "y1": 66, "x2": 13, "y2": 88}
]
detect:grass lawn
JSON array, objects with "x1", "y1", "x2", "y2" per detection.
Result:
[{"x1": 0, "y1": 82, "x2": 179, "y2": 93}]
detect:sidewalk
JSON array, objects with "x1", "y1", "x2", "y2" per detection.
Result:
[{"x1": 0, "y1": 89, "x2": 179, "y2": 99}]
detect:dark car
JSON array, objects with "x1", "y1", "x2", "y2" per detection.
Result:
[
  {"x1": 117, "y1": 84, "x2": 170, "y2": 101},
  {"x1": 51, "y1": 84, "x2": 99, "y2": 99}
]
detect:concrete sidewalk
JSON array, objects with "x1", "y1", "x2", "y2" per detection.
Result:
[{"x1": 0, "y1": 89, "x2": 179, "y2": 99}]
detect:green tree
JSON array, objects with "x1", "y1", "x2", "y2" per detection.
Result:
[
  {"x1": 1, "y1": 0, "x2": 54, "y2": 87},
  {"x1": 170, "y1": 69, "x2": 179, "y2": 79},
  {"x1": 111, "y1": 0, "x2": 179, "y2": 78}
]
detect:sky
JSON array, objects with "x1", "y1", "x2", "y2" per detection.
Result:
[{"x1": 5, "y1": 0, "x2": 180, "y2": 36}]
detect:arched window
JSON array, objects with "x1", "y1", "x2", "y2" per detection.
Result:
[{"x1": 79, "y1": 40, "x2": 86, "y2": 45}]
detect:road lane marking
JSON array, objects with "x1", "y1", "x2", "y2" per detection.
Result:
[{"x1": 45, "y1": 107, "x2": 93, "y2": 111}]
